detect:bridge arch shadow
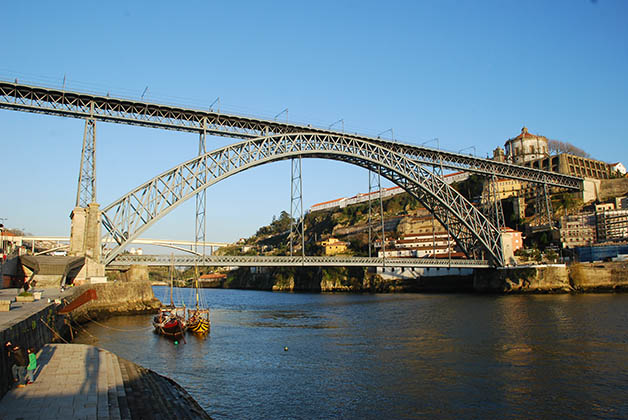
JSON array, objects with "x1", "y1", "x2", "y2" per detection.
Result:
[{"x1": 100, "y1": 133, "x2": 503, "y2": 266}]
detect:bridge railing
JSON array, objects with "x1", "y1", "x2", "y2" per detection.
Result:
[{"x1": 109, "y1": 254, "x2": 491, "y2": 268}]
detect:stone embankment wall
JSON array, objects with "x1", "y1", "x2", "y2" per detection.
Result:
[
  {"x1": 0, "y1": 304, "x2": 70, "y2": 399},
  {"x1": 474, "y1": 262, "x2": 628, "y2": 293},
  {"x1": 67, "y1": 280, "x2": 162, "y2": 323},
  {"x1": 599, "y1": 178, "x2": 628, "y2": 201},
  {"x1": 569, "y1": 261, "x2": 628, "y2": 291},
  {"x1": 226, "y1": 266, "x2": 475, "y2": 293},
  {"x1": 474, "y1": 265, "x2": 571, "y2": 293},
  {"x1": 226, "y1": 262, "x2": 628, "y2": 293}
]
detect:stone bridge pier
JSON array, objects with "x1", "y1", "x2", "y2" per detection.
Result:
[{"x1": 69, "y1": 203, "x2": 106, "y2": 284}]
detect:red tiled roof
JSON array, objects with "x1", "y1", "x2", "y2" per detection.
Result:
[
  {"x1": 311, "y1": 197, "x2": 345, "y2": 207},
  {"x1": 199, "y1": 273, "x2": 226, "y2": 279},
  {"x1": 511, "y1": 126, "x2": 546, "y2": 141}
]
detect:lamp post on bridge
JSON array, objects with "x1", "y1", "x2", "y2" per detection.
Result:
[
  {"x1": 329, "y1": 119, "x2": 344, "y2": 133},
  {"x1": 377, "y1": 128, "x2": 394, "y2": 141},
  {"x1": 458, "y1": 146, "x2": 476, "y2": 156}
]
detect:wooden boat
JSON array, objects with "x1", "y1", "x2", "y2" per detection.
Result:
[
  {"x1": 153, "y1": 255, "x2": 187, "y2": 340},
  {"x1": 187, "y1": 265, "x2": 210, "y2": 336},
  {"x1": 187, "y1": 308, "x2": 210, "y2": 335},
  {"x1": 153, "y1": 306, "x2": 187, "y2": 339}
]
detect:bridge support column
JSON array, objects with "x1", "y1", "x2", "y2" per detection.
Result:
[{"x1": 69, "y1": 203, "x2": 105, "y2": 284}]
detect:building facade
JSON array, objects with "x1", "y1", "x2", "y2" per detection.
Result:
[
  {"x1": 504, "y1": 127, "x2": 549, "y2": 164},
  {"x1": 559, "y1": 213, "x2": 597, "y2": 248},
  {"x1": 320, "y1": 237, "x2": 349, "y2": 255},
  {"x1": 596, "y1": 209, "x2": 628, "y2": 243}
]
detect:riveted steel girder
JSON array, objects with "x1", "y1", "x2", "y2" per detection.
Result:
[
  {"x1": 100, "y1": 133, "x2": 505, "y2": 266},
  {"x1": 109, "y1": 254, "x2": 490, "y2": 268},
  {"x1": 0, "y1": 81, "x2": 582, "y2": 189}
]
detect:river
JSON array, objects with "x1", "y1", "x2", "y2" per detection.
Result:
[{"x1": 73, "y1": 287, "x2": 628, "y2": 419}]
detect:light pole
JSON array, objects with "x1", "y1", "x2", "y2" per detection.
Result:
[
  {"x1": 377, "y1": 128, "x2": 394, "y2": 141},
  {"x1": 329, "y1": 119, "x2": 344, "y2": 132},
  {"x1": 274, "y1": 108, "x2": 288, "y2": 122},
  {"x1": 421, "y1": 137, "x2": 439, "y2": 149},
  {"x1": 458, "y1": 146, "x2": 476, "y2": 156}
]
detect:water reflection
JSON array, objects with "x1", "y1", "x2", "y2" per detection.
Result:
[{"x1": 73, "y1": 288, "x2": 628, "y2": 420}]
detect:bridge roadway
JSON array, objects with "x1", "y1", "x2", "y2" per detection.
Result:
[
  {"x1": 108, "y1": 254, "x2": 490, "y2": 268},
  {"x1": 0, "y1": 80, "x2": 582, "y2": 190}
]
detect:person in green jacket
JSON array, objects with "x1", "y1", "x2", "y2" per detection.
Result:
[{"x1": 26, "y1": 348, "x2": 37, "y2": 384}]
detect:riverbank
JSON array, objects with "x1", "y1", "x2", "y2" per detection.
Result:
[
  {"x1": 214, "y1": 262, "x2": 628, "y2": 293},
  {"x1": 0, "y1": 343, "x2": 212, "y2": 420},
  {"x1": 0, "y1": 285, "x2": 213, "y2": 419},
  {"x1": 67, "y1": 280, "x2": 162, "y2": 322}
]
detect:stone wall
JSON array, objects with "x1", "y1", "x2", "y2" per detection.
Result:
[
  {"x1": 0, "y1": 304, "x2": 69, "y2": 399},
  {"x1": 473, "y1": 265, "x2": 571, "y2": 293},
  {"x1": 67, "y1": 281, "x2": 162, "y2": 323},
  {"x1": 569, "y1": 261, "x2": 628, "y2": 291},
  {"x1": 599, "y1": 178, "x2": 628, "y2": 202}
]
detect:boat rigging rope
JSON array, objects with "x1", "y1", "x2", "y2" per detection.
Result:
[
  {"x1": 39, "y1": 318, "x2": 70, "y2": 344},
  {"x1": 82, "y1": 313, "x2": 155, "y2": 332}
]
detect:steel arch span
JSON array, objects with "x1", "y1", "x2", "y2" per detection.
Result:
[{"x1": 100, "y1": 133, "x2": 504, "y2": 266}]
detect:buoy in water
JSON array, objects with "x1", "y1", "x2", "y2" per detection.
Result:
[{"x1": 284, "y1": 346, "x2": 288, "y2": 352}]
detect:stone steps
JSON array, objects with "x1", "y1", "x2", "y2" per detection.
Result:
[{"x1": 0, "y1": 344, "x2": 211, "y2": 420}]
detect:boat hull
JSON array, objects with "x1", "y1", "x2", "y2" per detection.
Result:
[
  {"x1": 153, "y1": 318, "x2": 186, "y2": 339},
  {"x1": 188, "y1": 318, "x2": 210, "y2": 335}
]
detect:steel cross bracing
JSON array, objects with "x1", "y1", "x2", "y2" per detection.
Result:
[
  {"x1": 0, "y1": 81, "x2": 582, "y2": 190},
  {"x1": 76, "y1": 118, "x2": 96, "y2": 207},
  {"x1": 100, "y1": 133, "x2": 505, "y2": 266},
  {"x1": 367, "y1": 169, "x2": 385, "y2": 258},
  {"x1": 289, "y1": 157, "x2": 305, "y2": 257},
  {"x1": 109, "y1": 254, "x2": 491, "y2": 268},
  {"x1": 195, "y1": 123, "x2": 207, "y2": 255}
]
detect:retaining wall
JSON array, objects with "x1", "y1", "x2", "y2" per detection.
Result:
[{"x1": 0, "y1": 303, "x2": 69, "y2": 399}]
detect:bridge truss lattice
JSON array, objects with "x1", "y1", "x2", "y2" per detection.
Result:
[{"x1": 100, "y1": 133, "x2": 505, "y2": 266}]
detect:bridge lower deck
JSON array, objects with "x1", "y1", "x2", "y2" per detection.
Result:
[{"x1": 108, "y1": 254, "x2": 491, "y2": 268}]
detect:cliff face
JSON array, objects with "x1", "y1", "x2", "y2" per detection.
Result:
[{"x1": 67, "y1": 281, "x2": 162, "y2": 322}]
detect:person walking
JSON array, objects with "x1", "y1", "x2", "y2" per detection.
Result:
[
  {"x1": 26, "y1": 347, "x2": 37, "y2": 384},
  {"x1": 5, "y1": 341, "x2": 28, "y2": 387}
]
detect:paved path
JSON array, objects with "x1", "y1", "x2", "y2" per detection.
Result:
[
  {"x1": 0, "y1": 343, "x2": 211, "y2": 420},
  {"x1": 0, "y1": 344, "x2": 126, "y2": 420},
  {"x1": 0, "y1": 288, "x2": 69, "y2": 331}
]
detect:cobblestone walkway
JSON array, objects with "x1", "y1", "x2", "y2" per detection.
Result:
[{"x1": 0, "y1": 344, "x2": 211, "y2": 420}]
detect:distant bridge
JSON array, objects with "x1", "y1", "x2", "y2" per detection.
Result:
[
  {"x1": 108, "y1": 254, "x2": 491, "y2": 268},
  {"x1": 18, "y1": 236, "x2": 229, "y2": 255}
]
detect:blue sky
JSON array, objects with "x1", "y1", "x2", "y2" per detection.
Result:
[{"x1": 1, "y1": 0, "x2": 627, "y2": 245}]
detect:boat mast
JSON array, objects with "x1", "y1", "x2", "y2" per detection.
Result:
[
  {"x1": 170, "y1": 253, "x2": 174, "y2": 307},
  {"x1": 194, "y1": 263, "x2": 200, "y2": 310}
]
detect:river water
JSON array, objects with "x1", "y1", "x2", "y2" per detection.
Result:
[{"x1": 73, "y1": 287, "x2": 628, "y2": 419}]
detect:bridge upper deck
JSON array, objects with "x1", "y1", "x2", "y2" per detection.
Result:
[{"x1": 0, "y1": 80, "x2": 581, "y2": 190}]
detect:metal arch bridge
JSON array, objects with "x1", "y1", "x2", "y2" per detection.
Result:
[
  {"x1": 109, "y1": 254, "x2": 491, "y2": 269},
  {"x1": 0, "y1": 81, "x2": 582, "y2": 189},
  {"x1": 102, "y1": 132, "x2": 508, "y2": 267},
  {"x1": 0, "y1": 81, "x2": 584, "y2": 268}
]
